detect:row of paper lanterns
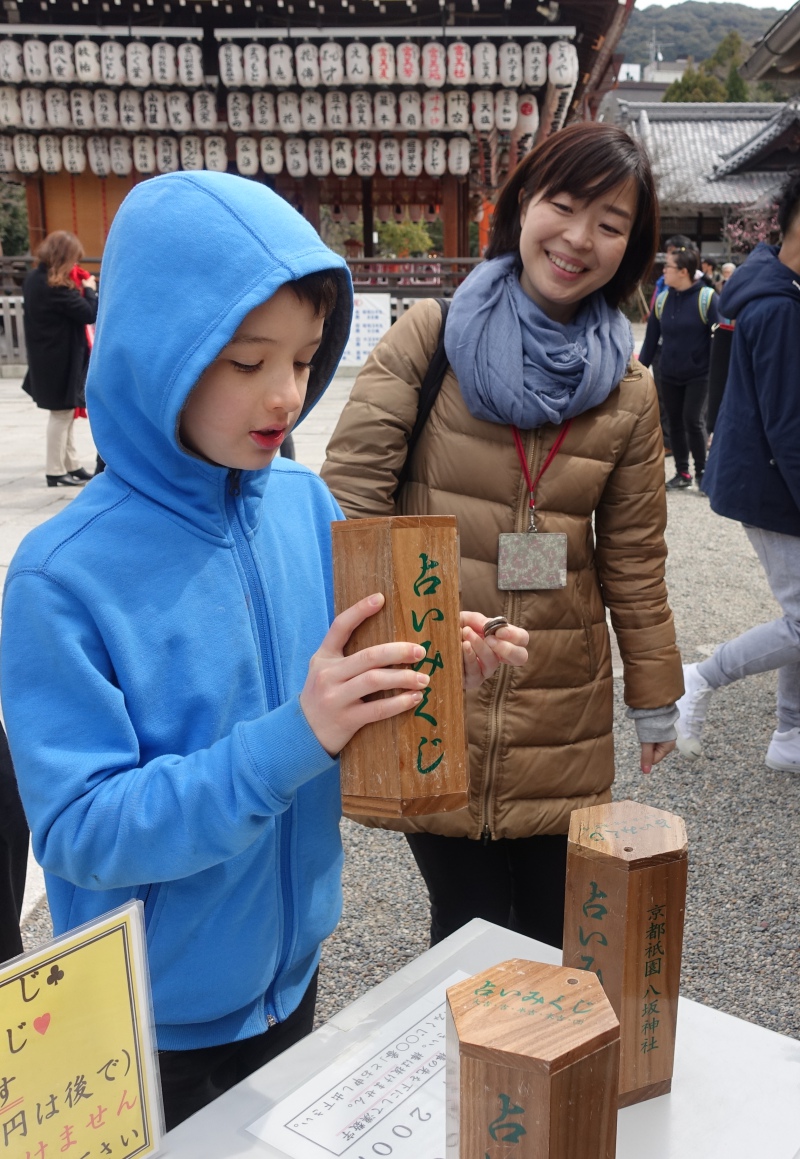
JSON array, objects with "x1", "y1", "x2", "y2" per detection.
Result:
[
  {"x1": 0, "y1": 86, "x2": 542, "y2": 136},
  {"x1": 0, "y1": 37, "x2": 578, "y2": 92},
  {"x1": 1, "y1": 130, "x2": 479, "y2": 178}
]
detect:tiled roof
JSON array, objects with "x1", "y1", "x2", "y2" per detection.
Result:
[
  {"x1": 621, "y1": 100, "x2": 787, "y2": 211},
  {"x1": 715, "y1": 96, "x2": 800, "y2": 176}
]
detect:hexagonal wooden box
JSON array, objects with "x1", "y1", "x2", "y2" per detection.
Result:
[{"x1": 446, "y1": 959, "x2": 619, "y2": 1159}]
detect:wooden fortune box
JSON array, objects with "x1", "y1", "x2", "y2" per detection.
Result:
[
  {"x1": 331, "y1": 515, "x2": 468, "y2": 817},
  {"x1": 562, "y1": 799, "x2": 688, "y2": 1107},
  {"x1": 446, "y1": 960, "x2": 619, "y2": 1159}
]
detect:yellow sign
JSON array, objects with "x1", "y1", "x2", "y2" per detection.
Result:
[{"x1": 0, "y1": 902, "x2": 162, "y2": 1158}]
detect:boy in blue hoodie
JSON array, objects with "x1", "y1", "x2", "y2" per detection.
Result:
[{"x1": 0, "y1": 173, "x2": 527, "y2": 1129}]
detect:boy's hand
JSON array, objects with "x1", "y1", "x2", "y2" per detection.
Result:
[
  {"x1": 640, "y1": 740, "x2": 676, "y2": 774},
  {"x1": 460, "y1": 612, "x2": 529, "y2": 690},
  {"x1": 300, "y1": 593, "x2": 430, "y2": 757}
]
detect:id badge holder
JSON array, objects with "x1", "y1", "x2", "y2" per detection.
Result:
[{"x1": 498, "y1": 527, "x2": 567, "y2": 590}]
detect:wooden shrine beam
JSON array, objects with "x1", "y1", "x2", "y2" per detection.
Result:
[{"x1": 25, "y1": 177, "x2": 46, "y2": 252}]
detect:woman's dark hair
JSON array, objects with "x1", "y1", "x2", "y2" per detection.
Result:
[
  {"x1": 486, "y1": 123, "x2": 659, "y2": 309},
  {"x1": 37, "y1": 230, "x2": 84, "y2": 289},
  {"x1": 286, "y1": 270, "x2": 339, "y2": 318},
  {"x1": 777, "y1": 172, "x2": 800, "y2": 236}
]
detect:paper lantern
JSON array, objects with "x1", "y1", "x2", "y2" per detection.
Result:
[
  {"x1": 447, "y1": 41, "x2": 471, "y2": 85},
  {"x1": 422, "y1": 90, "x2": 445, "y2": 131},
  {"x1": 13, "y1": 133, "x2": 37, "y2": 173},
  {"x1": 260, "y1": 135, "x2": 283, "y2": 174},
  {"x1": 524, "y1": 41, "x2": 547, "y2": 89},
  {"x1": 378, "y1": 136, "x2": 400, "y2": 177},
  {"x1": 495, "y1": 89, "x2": 518, "y2": 130},
  {"x1": 227, "y1": 91, "x2": 251, "y2": 132},
  {"x1": 143, "y1": 90, "x2": 168, "y2": 131},
  {"x1": 87, "y1": 136, "x2": 111, "y2": 178},
  {"x1": 243, "y1": 42, "x2": 268, "y2": 87},
  {"x1": 276, "y1": 91, "x2": 301, "y2": 133},
  {"x1": 423, "y1": 135, "x2": 446, "y2": 176},
  {"x1": 399, "y1": 90, "x2": 421, "y2": 130},
  {"x1": 517, "y1": 93, "x2": 540, "y2": 135},
  {"x1": 308, "y1": 136, "x2": 331, "y2": 177},
  {"x1": 23, "y1": 40, "x2": 49, "y2": 84},
  {"x1": 549, "y1": 40, "x2": 579, "y2": 87},
  {"x1": 371, "y1": 41, "x2": 395, "y2": 85},
  {"x1": 421, "y1": 41, "x2": 445, "y2": 87},
  {"x1": 448, "y1": 136, "x2": 470, "y2": 176},
  {"x1": 152, "y1": 42, "x2": 177, "y2": 87},
  {"x1": 39, "y1": 133, "x2": 62, "y2": 174},
  {"x1": 48, "y1": 39, "x2": 75, "y2": 84},
  {"x1": 204, "y1": 134, "x2": 227, "y2": 172},
  {"x1": 119, "y1": 89, "x2": 143, "y2": 131},
  {"x1": 101, "y1": 41, "x2": 127, "y2": 87},
  {"x1": 177, "y1": 42, "x2": 203, "y2": 87},
  {"x1": 401, "y1": 136, "x2": 423, "y2": 178},
  {"x1": 330, "y1": 135, "x2": 352, "y2": 177},
  {"x1": 446, "y1": 89, "x2": 470, "y2": 131},
  {"x1": 325, "y1": 90, "x2": 348, "y2": 131},
  {"x1": 192, "y1": 90, "x2": 217, "y2": 131},
  {"x1": 373, "y1": 91, "x2": 397, "y2": 131},
  {"x1": 319, "y1": 41, "x2": 344, "y2": 86},
  {"x1": 19, "y1": 88, "x2": 43, "y2": 130},
  {"x1": 396, "y1": 41, "x2": 420, "y2": 86},
  {"x1": 62, "y1": 134, "x2": 87, "y2": 174},
  {"x1": 499, "y1": 41, "x2": 523, "y2": 87},
  {"x1": 180, "y1": 134, "x2": 203, "y2": 171},
  {"x1": 252, "y1": 91, "x2": 276, "y2": 132},
  {"x1": 218, "y1": 43, "x2": 244, "y2": 88},
  {"x1": 167, "y1": 91, "x2": 192, "y2": 132},
  {"x1": 74, "y1": 39, "x2": 101, "y2": 84},
  {"x1": 284, "y1": 136, "x2": 308, "y2": 179},
  {"x1": 0, "y1": 134, "x2": 14, "y2": 172},
  {"x1": 156, "y1": 135, "x2": 179, "y2": 173},
  {"x1": 345, "y1": 41, "x2": 370, "y2": 85},
  {"x1": 0, "y1": 86, "x2": 21, "y2": 128},
  {"x1": 110, "y1": 135, "x2": 133, "y2": 176},
  {"x1": 133, "y1": 134, "x2": 156, "y2": 174},
  {"x1": 45, "y1": 88, "x2": 71, "y2": 129},
  {"x1": 268, "y1": 43, "x2": 294, "y2": 86},
  {"x1": 0, "y1": 41, "x2": 24, "y2": 85},
  {"x1": 70, "y1": 89, "x2": 94, "y2": 131},
  {"x1": 126, "y1": 42, "x2": 151, "y2": 88},
  {"x1": 94, "y1": 90, "x2": 119, "y2": 130},
  {"x1": 472, "y1": 89, "x2": 494, "y2": 131},
  {"x1": 349, "y1": 90, "x2": 372, "y2": 131},
  {"x1": 300, "y1": 90, "x2": 324, "y2": 132},
  {"x1": 295, "y1": 42, "x2": 320, "y2": 88},
  {"x1": 353, "y1": 136, "x2": 376, "y2": 178},
  {"x1": 472, "y1": 41, "x2": 498, "y2": 85}
]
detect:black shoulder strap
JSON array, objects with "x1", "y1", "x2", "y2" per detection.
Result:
[{"x1": 395, "y1": 298, "x2": 450, "y2": 497}]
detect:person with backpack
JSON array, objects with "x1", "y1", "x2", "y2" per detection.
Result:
[
  {"x1": 639, "y1": 246, "x2": 721, "y2": 490},
  {"x1": 322, "y1": 123, "x2": 683, "y2": 949}
]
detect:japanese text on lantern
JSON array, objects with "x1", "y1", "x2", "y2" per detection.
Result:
[
  {"x1": 641, "y1": 904, "x2": 666, "y2": 1057},
  {"x1": 410, "y1": 553, "x2": 446, "y2": 777}
]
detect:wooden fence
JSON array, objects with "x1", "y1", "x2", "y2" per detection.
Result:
[{"x1": 0, "y1": 296, "x2": 25, "y2": 366}]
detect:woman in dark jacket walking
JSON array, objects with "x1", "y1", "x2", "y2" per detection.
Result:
[{"x1": 22, "y1": 231, "x2": 98, "y2": 487}]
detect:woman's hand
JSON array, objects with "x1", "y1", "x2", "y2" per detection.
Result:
[
  {"x1": 640, "y1": 740, "x2": 676, "y2": 774},
  {"x1": 460, "y1": 612, "x2": 529, "y2": 690},
  {"x1": 82, "y1": 274, "x2": 97, "y2": 292}
]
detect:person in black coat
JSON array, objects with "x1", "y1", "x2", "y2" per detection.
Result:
[
  {"x1": 22, "y1": 231, "x2": 98, "y2": 487},
  {"x1": 0, "y1": 720, "x2": 28, "y2": 964}
]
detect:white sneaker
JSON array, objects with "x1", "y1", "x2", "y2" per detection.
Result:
[
  {"x1": 675, "y1": 663, "x2": 713, "y2": 759},
  {"x1": 765, "y1": 727, "x2": 800, "y2": 772}
]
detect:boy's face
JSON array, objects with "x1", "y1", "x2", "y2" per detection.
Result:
[{"x1": 180, "y1": 285, "x2": 324, "y2": 470}]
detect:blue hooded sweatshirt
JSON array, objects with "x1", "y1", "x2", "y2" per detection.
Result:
[
  {"x1": 0, "y1": 172, "x2": 354, "y2": 1050},
  {"x1": 703, "y1": 243, "x2": 800, "y2": 536}
]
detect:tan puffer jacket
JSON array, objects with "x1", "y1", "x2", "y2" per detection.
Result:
[{"x1": 321, "y1": 298, "x2": 684, "y2": 839}]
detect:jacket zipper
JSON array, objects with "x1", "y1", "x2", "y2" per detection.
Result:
[{"x1": 225, "y1": 468, "x2": 293, "y2": 1023}]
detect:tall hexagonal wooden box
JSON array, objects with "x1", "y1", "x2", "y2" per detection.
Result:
[
  {"x1": 562, "y1": 800, "x2": 688, "y2": 1107},
  {"x1": 446, "y1": 960, "x2": 619, "y2": 1159}
]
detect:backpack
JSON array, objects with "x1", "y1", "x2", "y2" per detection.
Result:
[
  {"x1": 393, "y1": 298, "x2": 450, "y2": 498},
  {"x1": 654, "y1": 285, "x2": 715, "y2": 326}
]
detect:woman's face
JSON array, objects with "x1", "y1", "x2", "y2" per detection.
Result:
[{"x1": 517, "y1": 178, "x2": 638, "y2": 324}]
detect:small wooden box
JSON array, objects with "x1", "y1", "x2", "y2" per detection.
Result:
[
  {"x1": 447, "y1": 960, "x2": 619, "y2": 1159},
  {"x1": 331, "y1": 515, "x2": 468, "y2": 817},
  {"x1": 562, "y1": 799, "x2": 688, "y2": 1107}
]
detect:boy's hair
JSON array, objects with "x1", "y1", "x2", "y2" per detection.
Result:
[
  {"x1": 777, "y1": 172, "x2": 800, "y2": 236},
  {"x1": 670, "y1": 248, "x2": 698, "y2": 280},
  {"x1": 485, "y1": 122, "x2": 659, "y2": 309},
  {"x1": 285, "y1": 270, "x2": 339, "y2": 318},
  {"x1": 665, "y1": 234, "x2": 694, "y2": 252}
]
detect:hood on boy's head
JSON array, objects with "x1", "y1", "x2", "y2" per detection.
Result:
[{"x1": 86, "y1": 171, "x2": 352, "y2": 493}]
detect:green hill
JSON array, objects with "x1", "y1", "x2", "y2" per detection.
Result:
[{"x1": 618, "y1": 2, "x2": 784, "y2": 69}]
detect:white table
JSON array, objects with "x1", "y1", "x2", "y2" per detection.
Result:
[{"x1": 161, "y1": 919, "x2": 800, "y2": 1159}]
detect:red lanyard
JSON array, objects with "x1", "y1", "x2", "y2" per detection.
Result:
[{"x1": 511, "y1": 421, "x2": 572, "y2": 525}]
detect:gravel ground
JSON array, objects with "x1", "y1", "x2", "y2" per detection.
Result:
[{"x1": 21, "y1": 479, "x2": 800, "y2": 1041}]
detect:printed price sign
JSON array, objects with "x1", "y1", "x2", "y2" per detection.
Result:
[
  {"x1": 0, "y1": 902, "x2": 162, "y2": 1158},
  {"x1": 247, "y1": 973, "x2": 467, "y2": 1159}
]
